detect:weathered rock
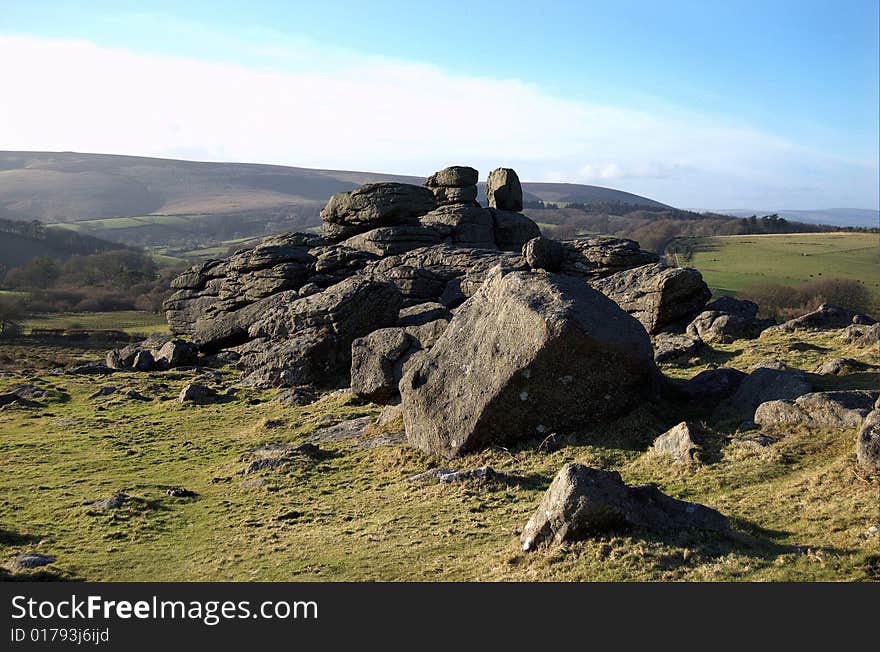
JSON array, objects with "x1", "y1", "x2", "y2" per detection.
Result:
[
  {"x1": 66, "y1": 362, "x2": 115, "y2": 375},
  {"x1": 424, "y1": 166, "x2": 479, "y2": 188},
  {"x1": 437, "y1": 466, "x2": 494, "y2": 483},
  {"x1": 369, "y1": 245, "x2": 525, "y2": 307},
  {"x1": 732, "y1": 432, "x2": 779, "y2": 447},
  {"x1": 703, "y1": 296, "x2": 759, "y2": 320},
  {"x1": 341, "y1": 225, "x2": 443, "y2": 256},
  {"x1": 816, "y1": 357, "x2": 858, "y2": 375},
  {"x1": 177, "y1": 383, "x2": 216, "y2": 404},
  {"x1": 755, "y1": 390, "x2": 879, "y2": 430},
  {"x1": 351, "y1": 328, "x2": 418, "y2": 404},
  {"x1": 404, "y1": 318, "x2": 449, "y2": 349},
  {"x1": 686, "y1": 310, "x2": 755, "y2": 343},
  {"x1": 522, "y1": 236, "x2": 564, "y2": 272},
  {"x1": 236, "y1": 331, "x2": 340, "y2": 388},
  {"x1": 91, "y1": 492, "x2": 129, "y2": 511},
  {"x1": 397, "y1": 302, "x2": 452, "y2": 327},
  {"x1": 560, "y1": 237, "x2": 659, "y2": 280},
  {"x1": 856, "y1": 409, "x2": 880, "y2": 474},
  {"x1": 520, "y1": 464, "x2": 729, "y2": 550},
  {"x1": 420, "y1": 205, "x2": 496, "y2": 249},
  {"x1": 273, "y1": 387, "x2": 317, "y2": 406},
  {"x1": 763, "y1": 303, "x2": 876, "y2": 336},
  {"x1": 306, "y1": 416, "x2": 374, "y2": 444},
  {"x1": 652, "y1": 422, "x2": 705, "y2": 463},
  {"x1": 88, "y1": 386, "x2": 117, "y2": 399},
  {"x1": 10, "y1": 385, "x2": 48, "y2": 400},
  {"x1": 249, "y1": 276, "x2": 402, "y2": 341},
  {"x1": 841, "y1": 323, "x2": 880, "y2": 347},
  {"x1": 7, "y1": 553, "x2": 55, "y2": 571},
  {"x1": 653, "y1": 334, "x2": 701, "y2": 364},
  {"x1": 486, "y1": 168, "x2": 523, "y2": 211},
  {"x1": 681, "y1": 368, "x2": 745, "y2": 401},
  {"x1": 728, "y1": 366, "x2": 812, "y2": 420},
  {"x1": 164, "y1": 233, "x2": 327, "y2": 335},
  {"x1": 430, "y1": 185, "x2": 478, "y2": 205},
  {"x1": 153, "y1": 340, "x2": 198, "y2": 369},
  {"x1": 400, "y1": 269, "x2": 658, "y2": 458},
  {"x1": 320, "y1": 182, "x2": 437, "y2": 240},
  {"x1": 233, "y1": 276, "x2": 402, "y2": 388},
  {"x1": 131, "y1": 350, "x2": 155, "y2": 371},
  {"x1": 490, "y1": 209, "x2": 541, "y2": 251},
  {"x1": 592, "y1": 262, "x2": 711, "y2": 334}
]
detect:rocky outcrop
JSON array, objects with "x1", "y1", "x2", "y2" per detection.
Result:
[
  {"x1": 238, "y1": 276, "x2": 403, "y2": 387},
  {"x1": 522, "y1": 236, "x2": 564, "y2": 272},
  {"x1": 350, "y1": 328, "x2": 418, "y2": 405},
  {"x1": 686, "y1": 297, "x2": 759, "y2": 344},
  {"x1": 107, "y1": 336, "x2": 198, "y2": 371},
  {"x1": 419, "y1": 204, "x2": 496, "y2": 249},
  {"x1": 560, "y1": 237, "x2": 659, "y2": 280},
  {"x1": 520, "y1": 464, "x2": 728, "y2": 550},
  {"x1": 680, "y1": 367, "x2": 746, "y2": 401},
  {"x1": 728, "y1": 365, "x2": 812, "y2": 420},
  {"x1": 162, "y1": 164, "x2": 706, "y2": 412},
  {"x1": 320, "y1": 182, "x2": 437, "y2": 241},
  {"x1": 857, "y1": 403, "x2": 880, "y2": 474},
  {"x1": 424, "y1": 165, "x2": 479, "y2": 207},
  {"x1": 755, "y1": 390, "x2": 879, "y2": 430},
  {"x1": 653, "y1": 334, "x2": 701, "y2": 364},
  {"x1": 399, "y1": 268, "x2": 658, "y2": 458},
  {"x1": 592, "y1": 262, "x2": 711, "y2": 334},
  {"x1": 841, "y1": 323, "x2": 880, "y2": 347},
  {"x1": 652, "y1": 422, "x2": 705, "y2": 464},
  {"x1": 368, "y1": 245, "x2": 526, "y2": 307},
  {"x1": 485, "y1": 167, "x2": 523, "y2": 211},
  {"x1": 490, "y1": 209, "x2": 541, "y2": 251},
  {"x1": 762, "y1": 303, "x2": 876, "y2": 336}
]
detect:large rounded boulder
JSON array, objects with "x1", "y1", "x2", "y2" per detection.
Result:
[{"x1": 399, "y1": 268, "x2": 659, "y2": 458}]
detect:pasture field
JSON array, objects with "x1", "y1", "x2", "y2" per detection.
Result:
[
  {"x1": 23, "y1": 310, "x2": 168, "y2": 336},
  {"x1": 669, "y1": 232, "x2": 878, "y2": 300},
  {"x1": 1, "y1": 328, "x2": 878, "y2": 581}
]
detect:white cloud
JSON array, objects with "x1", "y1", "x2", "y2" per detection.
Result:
[{"x1": 0, "y1": 34, "x2": 875, "y2": 208}]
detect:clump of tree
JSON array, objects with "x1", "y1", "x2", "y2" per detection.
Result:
[
  {"x1": 0, "y1": 295, "x2": 26, "y2": 338},
  {"x1": 741, "y1": 278, "x2": 875, "y2": 321},
  {"x1": 3, "y1": 250, "x2": 183, "y2": 314}
]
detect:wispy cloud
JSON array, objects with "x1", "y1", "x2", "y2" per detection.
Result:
[{"x1": 0, "y1": 34, "x2": 875, "y2": 208}]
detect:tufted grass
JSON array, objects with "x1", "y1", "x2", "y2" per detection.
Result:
[{"x1": 0, "y1": 327, "x2": 878, "y2": 581}]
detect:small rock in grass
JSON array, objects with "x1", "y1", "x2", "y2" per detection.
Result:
[
  {"x1": 88, "y1": 386, "x2": 117, "y2": 399},
  {"x1": 91, "y1": 492, "x2": 129, "y2": 511},
  {"x1": 732, "y1": 432, "x2": 779, "y2": 447},
  {"x1": 7, "y1": 552, "x2": 55, "y2": 571},
  {"x1": 652, "y1": 422, "x2": 705, "y2": 464},
  {"x1": 177, "y1": 383, "x2": 216, "y2": 404}
]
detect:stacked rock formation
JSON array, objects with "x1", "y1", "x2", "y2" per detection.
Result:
[{"x1": 163, "y1": 164, "x2": 715, "y2": 456}]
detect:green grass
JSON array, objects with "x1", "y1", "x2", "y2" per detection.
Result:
[
  {"x1": 23, "y1": 311, "x2": 168, "y2": 336},
  {"x1": 674, "y1": 232, "x2": 879, "y2": 300},
  {"x1": 51, "y1": 215, "x2": 210, "y2": 233},
  {"x1": 1, "y1": 327, "x2": 878, "y2": 581}
]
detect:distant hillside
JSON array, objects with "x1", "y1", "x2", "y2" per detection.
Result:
[
  {"x1": 0, "y1": 150, "x2": 667, "y2": 223},
  {"x1": 709, "y1": 208, "x2": 879, "y2": 229},
  {"x1": 0, "y1": 217, "x2": 127, "y2": 268}
]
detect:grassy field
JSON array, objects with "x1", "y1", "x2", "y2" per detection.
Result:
[
  {"x1": 670, "y1": 232, "x2": 879, "y2": 301},
  {"x1": 23, "y1": 311, "x2": 168, "y2": 336},
  {"x1": 51, "y1": 214, "x2": 208, "y2": 233},
  {"x1": 1, "y1": 327, "x2": 878, "y2": 581}
]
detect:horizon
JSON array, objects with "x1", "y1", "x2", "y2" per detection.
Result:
[{"x1": 0, "y1": 1, "x2": 878, "y2": 210}]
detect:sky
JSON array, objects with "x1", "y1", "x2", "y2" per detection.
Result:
[{"x1": 0, "y1": 0, "x2": 877, "y2": 210}]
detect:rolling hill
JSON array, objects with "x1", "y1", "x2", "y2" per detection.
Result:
[{"x1": 0, "y1": 150, "x2": 668, "y2": 225}]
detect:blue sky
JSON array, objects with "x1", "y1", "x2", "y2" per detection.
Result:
[{"x1": 1, "y1": 0, "x2": 878, "y2": 209}]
